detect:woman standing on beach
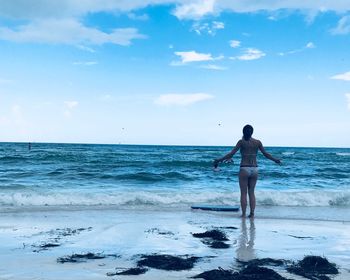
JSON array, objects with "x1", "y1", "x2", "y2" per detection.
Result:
[{"x1": 214, "y1": 125, "x2": 281, "y2": 218}]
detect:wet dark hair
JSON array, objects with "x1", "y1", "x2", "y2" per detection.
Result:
[{"x1": 243, "y1": 125, "x2": 253, "y2": 141}]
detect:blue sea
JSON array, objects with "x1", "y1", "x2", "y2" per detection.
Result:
[{"x1": 0, "y1": 142, "x2": 349, "y2": 220}]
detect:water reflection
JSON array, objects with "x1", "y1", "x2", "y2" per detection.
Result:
[{"x1": 236, "y1": 218, "x2": 256, "y2": 261}]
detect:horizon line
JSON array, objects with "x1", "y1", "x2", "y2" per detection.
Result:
[{"x1": 0, "y1": 141, "x2": 349, "y2": 149}]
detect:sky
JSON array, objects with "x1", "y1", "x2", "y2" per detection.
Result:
[{"x1": 0, "y1": 0, "x2": 350, "y2": 147}]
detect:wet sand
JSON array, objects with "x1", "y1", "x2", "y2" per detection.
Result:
[{"x1": 0, "y1": 208, "x2": 349, "y2": 279}]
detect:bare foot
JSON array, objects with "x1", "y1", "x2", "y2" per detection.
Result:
[
  {"x1": 240, "y1": 213, "x2": 246, "y2": 218},
  {"x1": 248, "y1": 213, "x2": 254, "y2": 219}
]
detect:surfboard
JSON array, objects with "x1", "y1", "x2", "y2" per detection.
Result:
[{"x1": 191, "y1": 205, "x2": 239, "y2": 212}]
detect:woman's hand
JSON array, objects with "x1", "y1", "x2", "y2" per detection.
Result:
[{"x1": 213, "y1": 159, "x2": 220, "y2": 168}]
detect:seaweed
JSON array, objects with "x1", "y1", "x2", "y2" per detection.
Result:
[
  {"x1": 287, "y1": 256, "x2": 338, "y2": 280},
  {"x1": 193, "y1": 265, "x2": 291, "y2": 280},
  {"x1": 107, "y1": 267, "x2": 148, "y2": 276},
  {"x1": 137, "y1": 254, "x2": 200, "y2": 271},
  {"x1": 57, "y1": 252, "x2": 119, "y2": 263},
  {"x1": 192, "y1": 230, "x2": 229, "y2": 241},
  {"x1": 193, "y1": 267, "x2": 236, "y2": 280},
  {"x1": 237, "y1": 258, "x2": 285, "y2": 267}
]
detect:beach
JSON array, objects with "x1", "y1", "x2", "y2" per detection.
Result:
[
  {"x1": 0, "y1": 206, "x2": 349, "y2": 279},
  {"x1": 0, "y1": 143, "x2": 350, "y2": 279}
]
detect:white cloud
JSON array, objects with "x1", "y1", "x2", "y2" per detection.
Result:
[
  {"x1": 278, "y1": 42, "x2": 316, "y2": 56},
  {"x1": 200, "y1": 64, "x2": 227, "y2": 70},
  {"x1": 213, "y1": 21, "x2": 224, "y2": 29},
  {"x1": 331, "y1": 71, "x2": 350, "y2": 81},
  {"x1": 1, "y1": 1, "x2": 350, "y2": 22},
  {"x1": 127, "y1": 13, "x2": 149, "y2": 21},
  {"x1": 191, "y1": 21, "x2": 224, "y2": 35},
  {"x1": 235, "y1": 48, "x2": 266, "y2": 61},
  {"x1": 173, "y1": 0, "x2": 216, "y2": 20},
  {"x1": 331, "y1": 15, "x2": 350, "y2": 35},
  {"x1": 306, "y1": 42, "x2": 315, "y2": 48},
  {"x1": 229, "y1": 40, "x2": 241, "y2": 48},
  {"x1": 0, "y1": 1, "x2": 174, "y2": 19},
  {"x1": 346, "y1": 93, "x2": 350, "y2": 110},
  {"x1": 154, "y1": 93, "x2": 214, "y2": 106},
  {"x1": 73, "y1": 61, "x2": 98, "y2": 66},
  {"x1": 0, "y1": 18, "x2": 146, "y2": 46},
  {"x1": 173, "y1": 1, "x2": 350, "y2": 19},
  {"x1": 173, "y1": 51, "x2": 214, "y2": 64}
]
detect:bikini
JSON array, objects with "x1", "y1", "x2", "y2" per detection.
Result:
[{"x1": 240, "y1": 166, "x2": 258, "y2": 176}]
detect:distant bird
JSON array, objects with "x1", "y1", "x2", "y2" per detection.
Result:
[{"x1": 218, "y1": 123, "x2": 222, "y2": 126}]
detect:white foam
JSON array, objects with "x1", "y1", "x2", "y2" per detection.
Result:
[
  {"x1": 282, "y1": 152, "x2": 295, "y2": 156},
  {"x1": 1, "y1": 189, "x2": 349, "y2": 208},
  {"x1": 336, "y1": 152, "x2": 350, "y2": 156}
]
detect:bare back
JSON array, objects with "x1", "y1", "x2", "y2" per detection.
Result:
[{"x1": 239, "y1": 138, "x2": 260, "y2": 167}]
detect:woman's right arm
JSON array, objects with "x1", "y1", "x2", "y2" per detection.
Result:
[
  {"x1": 214, "y1": 140, "x2": 242, "y2": 166},
  {"x1": 258, "y1": 141, "x2": 281, "y2": 164}
]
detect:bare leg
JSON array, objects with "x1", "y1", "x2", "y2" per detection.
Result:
[
  {"x1": 239, "y1": 169, "x2": 249, "y2": 218},
  {"x1": 247, "y1": 174, "x2": 258, "y2": 218}
]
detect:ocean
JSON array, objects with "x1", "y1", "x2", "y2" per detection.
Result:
[{"x1": 0, "y1": 142, "x2": 349, "y2": 220}]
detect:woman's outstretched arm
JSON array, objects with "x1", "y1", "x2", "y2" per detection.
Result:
[
  {"x1": 214, "y1": 140, "x2": 242, "y2": 166},
  {"x1": 258, "y1": 141, "x2": 281, "y2": 164}
]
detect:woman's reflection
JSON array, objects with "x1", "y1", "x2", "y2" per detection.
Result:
[{"x1": 236, "y1": 218, "x2": 256, "y2": 261}]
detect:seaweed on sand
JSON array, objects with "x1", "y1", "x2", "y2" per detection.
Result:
[
  {"x1": 107, "y1": 267, "x2": 148, "y2": 276},
  {"x1": 137, "y1": 254, "x2": 200, "y2": 271},
  {"x1": 193, "y1": 265, "x2": 291, "y2": 280},
  {"x1": 192, "y1": 229, "x2": 230, "y2": 249},
  {"x1": 192, "y1": 230, "x2": 229, "y2": 241},
  {"x1": 237, "y1": 258, "x2": 286, "y2": 267},
  {"x1": 287, "y1": 256, "x2": 338, "y2": 280},
  {"x1": 57, "y1": 252, "x2": 119, "y2": 263}
]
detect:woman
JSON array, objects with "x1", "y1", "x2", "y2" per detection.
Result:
[{"x1": 214, "y1": 125, "x2": 281, "y2": 218}]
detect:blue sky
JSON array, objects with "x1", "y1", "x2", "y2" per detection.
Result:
[{"x1": 0, "y1": 1, "x2": 350, "y2": 147}]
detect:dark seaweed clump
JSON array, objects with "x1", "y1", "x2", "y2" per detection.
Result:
[
  {"x1": 240, "y1": 265, "x2": 290, "y2": 280},
  {"x1": 193, "y1": 267, "x2": 235, "y2": 280},
  {"x1": 33, "y1": 242, "x2": 61, "y2": 252},
  {"x1": 192, "y1": 229, "x2": 230, "y2": 249},
  {"x1": 193, "y1": 265, "x2": 290, "y2": 280},
  {"x1": 137, "y1": 254, "x2": 200, "y2": 271},
  {"x1": 287, "y1": 256, "x2": 338, "y2": 280},
  {"x1": 107, "y1": 267, "x2": 148, "y2": 276},
  {"x1": 238, "y1": 258, "x2": 286, "y2": 267},
  {"x1": 57, "y1": 252, "x2": 119, "y2": 263},
  {"x1": 192, "y1": 230, "x2": 229, "y2": 241}
]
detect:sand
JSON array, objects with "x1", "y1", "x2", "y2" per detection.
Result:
[{"x1": 0, "y1": 207, "x2": 349, "y2": 279}]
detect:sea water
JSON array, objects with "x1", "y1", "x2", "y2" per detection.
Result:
[{"x1": 0, "y1": 143, "x2": 349, "y2": 220}]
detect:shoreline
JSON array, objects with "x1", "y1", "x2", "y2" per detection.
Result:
[
  {"x1": 1, "y1": 205, "x2": 349, "y2": 223},
  {"x1": 1, "y1": 207, "x2": 349, "y2": 279}
]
